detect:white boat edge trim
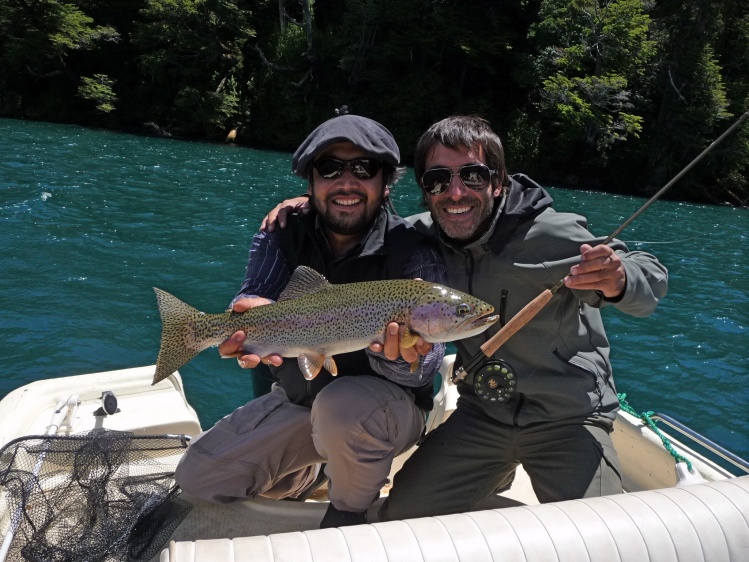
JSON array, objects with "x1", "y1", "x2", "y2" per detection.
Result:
[{"x1": 161, "y1": 475, "x2": 749, "y2": 562}]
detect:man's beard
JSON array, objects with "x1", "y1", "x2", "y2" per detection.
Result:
[
  {"x1": 310, "y1": 192, "x2": 382, "y2": 236},
  {"x1": 322, "y1": 209, "x2": 377, "y2": 235},
  {"x1": 433, "y1": 195, "x2": 495, "y2": 243}
]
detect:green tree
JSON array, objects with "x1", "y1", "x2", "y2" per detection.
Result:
[
  {"x1": 240, "y1": 0, "x2": 319, "y2": 148},
  {"x1": 529, "y1": 0, "x2": 655, "y2": 175},
  {"x1": 714, "y1": 1, "x2": 749, "y2": 205},
  {"x1": 78, "y1": 73, "x2": 117, "y2": 113},
  {"x1": 645, "y1": 0, "x2": 747, "y2": 203},
  {"x1": 0, "y1": 0, "x2": 118, "y2": 118},
  {"x1": 323, "y1": 0, "x2": 523, "y2": 159},
  {"x1": 132, "y1": 0, "x2": 256, "y2": 138},
  {"x1": 247, "y1": 0, "x2": 533, "y2": 159}
]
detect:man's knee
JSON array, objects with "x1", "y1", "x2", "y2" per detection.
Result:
[
  {"x1": 311, "y1": 377, "x2": 413, "y2": 452},
  {"x1": 173, "y1": 419, "x2": 271, "y2": 503},
  {"x1": 313, "y1": 378, "x2": 384, "y2": 433}
]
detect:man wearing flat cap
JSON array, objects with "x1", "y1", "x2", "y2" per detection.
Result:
[{"x1": 175, "y1": 110, "x2": 446, "y2": 527}]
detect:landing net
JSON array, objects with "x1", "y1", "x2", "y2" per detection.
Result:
[{"x1": 0, "y1": 429, "x2": 191, "y2": 561}]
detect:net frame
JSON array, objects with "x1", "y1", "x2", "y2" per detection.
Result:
[{"x1": 0, "y1": 429, "x2": 191, "y2": 562}]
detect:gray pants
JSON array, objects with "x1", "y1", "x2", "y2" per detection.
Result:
[
  {"x1": 379, "y1": 401, "x2": 622, "y2": 521},
  {"x1": 175, "y1": 376, "x2": 425, "y2": 513}
]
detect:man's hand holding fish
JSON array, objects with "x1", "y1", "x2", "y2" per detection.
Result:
[
  {"x1": 217, "y1": 297, "x2": 283, "y2": 368},
  {"x1": 371, "y1": 321, "x2": 432, "y2": 364}
]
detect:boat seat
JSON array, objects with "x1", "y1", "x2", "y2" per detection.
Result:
[{"x1": 160, "y1": 475, "x2": 749, "y2": 561}]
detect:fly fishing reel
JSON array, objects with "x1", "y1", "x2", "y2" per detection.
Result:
[{"x1": 473, "y1": 359, "x2": 516, "y2": 403}]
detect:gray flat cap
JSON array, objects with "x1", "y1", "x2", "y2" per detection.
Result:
[{"x1": 292, "y1": 114, "x2": 400, "y2": 177}]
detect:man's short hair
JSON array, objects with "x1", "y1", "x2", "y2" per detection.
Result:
[{"x1": 413, "y1": 115, "x2": 508, "y2": 191}]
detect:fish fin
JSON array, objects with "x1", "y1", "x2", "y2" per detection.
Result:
[
  {"x1": 153, "y1": 288, "x2": 216, "y2": 386},
  {"x1": 278, "y1": 266, "x2": 330, "y2": 302},
  {"x1": 400, "y1": 326, "x2": 420, "y2": 348},
  {"x1": 298, "y1": 353, "x2": 326, "y2": 380},
  {"x1": 409, "y1": 357, "x2": 422, "y2": 373},
  {"x1": 297, "y1": 354, "x2": 338, "y2": 379},
  {"x1": 324, "y1": 357, "x2": 338, "y2": 377}
]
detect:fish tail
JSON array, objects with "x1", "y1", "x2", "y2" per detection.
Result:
[{"x1": 152, "y1": 288, "x2": 215, "y2": 385}]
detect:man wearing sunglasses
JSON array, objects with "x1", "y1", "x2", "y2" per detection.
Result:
[
  {"x1": 376, "y1": 115, "x2": 668, "y2": 520},
  {"x1": 262, "y1": 114, "x2": 667, "y2": 520},
  {"x1": 175, "y1": 111, "x2": 445, "y2": 528}
]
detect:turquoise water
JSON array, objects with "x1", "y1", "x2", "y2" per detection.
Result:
[{"x1": 1, "y1": 118, "x2": 747, "y2": 466}]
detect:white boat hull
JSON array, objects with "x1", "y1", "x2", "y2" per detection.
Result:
[{"x1": 162, "y1": 475, "x2": 749, "y2": 562}]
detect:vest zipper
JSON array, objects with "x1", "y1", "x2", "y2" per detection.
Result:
[
  {"x1": 499, "y1": 289, "x2": 508, "y2": 326},
  {"x1": 463, "y1": 251, "x2": 475, "y2": 294}
]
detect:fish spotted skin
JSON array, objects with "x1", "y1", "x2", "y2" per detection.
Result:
[{"x1": 153, "y1": 266, "x2": 497, "y2": 385}]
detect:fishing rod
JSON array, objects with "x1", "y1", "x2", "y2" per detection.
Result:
[{"x1": 453, "y1": 109, "x2": 749, "y2": 394}]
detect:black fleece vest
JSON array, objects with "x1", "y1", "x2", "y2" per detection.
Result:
[{"x1": 268, "y1": 209, "x2": 435, "y2": 410}]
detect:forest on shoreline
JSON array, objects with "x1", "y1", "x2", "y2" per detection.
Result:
[{"x1": 2, "y1": 0, "x2": 748, "y2": 205}]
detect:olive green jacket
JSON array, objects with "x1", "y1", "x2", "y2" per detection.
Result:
[{"x1": 409, "y1": 174, "x2": 668, "y2": 428}]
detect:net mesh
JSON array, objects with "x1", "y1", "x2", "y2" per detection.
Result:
[{"x1": 0, "y1": 429, "x2": 191, "y2": 562}]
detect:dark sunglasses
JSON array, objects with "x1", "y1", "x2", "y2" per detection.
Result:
[
  {"x1": 421, "y1": 164, "x2": 495, "y2": 195},
  {"x1": 313, "y1": 158, "x2": 383, "y2": 180}
]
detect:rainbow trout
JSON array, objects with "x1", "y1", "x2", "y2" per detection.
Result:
[{"x1": 153, "y1": 266, "x2": 498, "y2": 384}]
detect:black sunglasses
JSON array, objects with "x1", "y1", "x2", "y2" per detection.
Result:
[
  {"x1": 313, "y1": 158, "x2": 383, "y2": 180},
  {"x1": 421, "y1": 164, "x2": 495, "y2": 195}
]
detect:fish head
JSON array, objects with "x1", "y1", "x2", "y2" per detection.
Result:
[{"x1": 409, "y1": 284, "x2": 498, "y2": 342}]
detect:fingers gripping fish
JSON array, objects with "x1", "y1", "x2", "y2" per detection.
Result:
[{"x1": 152, "y1": 266, "x2": 498, "y2": 385}]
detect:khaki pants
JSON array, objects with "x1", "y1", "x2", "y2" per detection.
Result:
[
  {"x1": 380, "y1": 400, "x2": 622, "y2": 521},
  {"x1": 175, "y1": 376, "x2": 425, "y2": 512}
]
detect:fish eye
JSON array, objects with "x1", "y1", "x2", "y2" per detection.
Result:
[{"x1": 456, "y1": 303, "x2": 471, "y2": 317}]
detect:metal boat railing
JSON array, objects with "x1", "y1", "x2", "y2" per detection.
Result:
[{"x1": 651, "y1": 413, "x2": 749, "y2": 475}]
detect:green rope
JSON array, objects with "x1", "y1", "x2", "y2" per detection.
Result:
[{"x1": 618, "y1": 393, "x2": 693, "y2": 472}]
